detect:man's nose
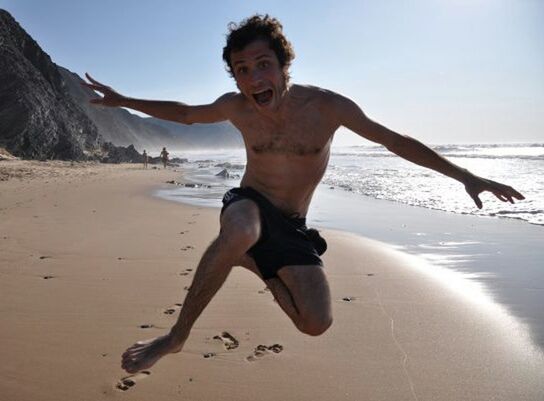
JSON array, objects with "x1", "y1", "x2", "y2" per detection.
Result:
[{"x1": 250, "y1": 69, "x2": 264, "y2": 84}]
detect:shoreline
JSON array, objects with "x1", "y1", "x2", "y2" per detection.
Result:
[
  {"x1": 159, "y1": 175, "x2": 544, "y2": 352},
  {"x1": 1, "y1": 161, "x2": 543, "y2": 400}
]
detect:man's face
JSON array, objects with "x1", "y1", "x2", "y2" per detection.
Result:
[{"x1": 230, "y1": 39, "x2": 288, "y2": 113}]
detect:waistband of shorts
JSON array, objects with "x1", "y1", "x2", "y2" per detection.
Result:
[{"x1": 227, "y1": 187, "x2": 307, "y2": 226}]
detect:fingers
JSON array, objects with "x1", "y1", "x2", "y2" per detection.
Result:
[
  {"x1": 80, "y1": 82, "x2": 103, "y2": 91},
  {"x1": 492, "y1": 192, "x2": 508, "y2": 202},
  {"x1": 495, "y1": 187, "x2": 524, "y2": 204},
  {"x1": 484, "y1": 181, "x2": 525, "y2": 206},
  {"x1": 509, "y1": 187, "x2": 525, "y2": 200},
  {"x1": 471, "y1": 194, "x2": 483, "y2": 209},
  {"x1": 497, "y1": 184, "x2": 524, "y2": 202},
  {"x1": 85, "y1": 72, "x2": 105, "y2": 86}
]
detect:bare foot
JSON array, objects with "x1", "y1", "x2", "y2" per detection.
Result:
[{"x1": 121, "y1": 334, "x2": 184, "y2": 373}]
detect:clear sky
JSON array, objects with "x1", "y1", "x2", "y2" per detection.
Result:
[{"x1": 2, "y1": 0, "x2": 543, "y2": 146}]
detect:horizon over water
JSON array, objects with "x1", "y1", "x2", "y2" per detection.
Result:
[{"x1": 156, "y1": 141, "x2": 544, "y2": 353}]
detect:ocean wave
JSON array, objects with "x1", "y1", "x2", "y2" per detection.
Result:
[
  {"x1": 214, "y1": 162, "x2": 246, "y2": 170},
  {"x1": 331, "y1": 152, "x2": 543, "y2": 161},
  {"x1": 490, "y1": 210, "x2": 543, "y2": 216},
  {"x1": 341, "y1": 143, "x2": 544, "y2": 150},
  {"x1": 333, "y1": 143, "x2": 544, "y2": 158},
  {"x1": 172, "y1": 144, "x2": 544, "y2": 227},
  {"x1": 332, "y1": 151, "x2": 543, "y2": 161}
]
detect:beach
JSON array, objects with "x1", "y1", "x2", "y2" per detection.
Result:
[{"x1": 1, "y1": 160, "x2": 544, "y2": 401}]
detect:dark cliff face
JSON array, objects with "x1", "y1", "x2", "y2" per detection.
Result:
[{"x1": 0, "y1": 9, "x2": 102, "y2": 160}]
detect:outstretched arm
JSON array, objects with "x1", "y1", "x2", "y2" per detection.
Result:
[
  {"x1": 82, "y1": 73, "x2": 234, "y2": 125},
  {"x1": 333, "y1": 94, "x2": 525, "y2": 209}
]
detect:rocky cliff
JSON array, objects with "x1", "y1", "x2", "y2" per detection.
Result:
[{"x1": 0, "y1": 9, "x2": 102, "y2": 160}]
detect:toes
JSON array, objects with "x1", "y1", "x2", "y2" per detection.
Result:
[
  {"x1": 131, "y1": 341, "x2": 150, "y2": 349},
  {"x1": 122, "y1": 358, "x2": 140, "y2": 373},
  {"x1": 123, "y1": 343, "x2": 150, "y2": 356}
]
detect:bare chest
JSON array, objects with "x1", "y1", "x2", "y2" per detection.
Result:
[{"x1": 234, "y1": 108, "x2": 335, "y2": 156}]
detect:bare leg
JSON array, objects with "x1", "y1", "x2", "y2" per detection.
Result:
[
  {"x1": 122, "y1": 200, "x2": 261, "y2": 373},
  {"x1": 277, "y1": 264, "x2": 332, "y2": 335},
  {"x1": 238, "y1": 256, "x2": 332, "y2": 336},
  {"x1": 238, "y1": 255, "x2": 300, "y2": 321}
]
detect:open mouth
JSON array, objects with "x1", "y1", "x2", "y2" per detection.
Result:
[{"x1": 252, "y1": 89, "x2": 273, "y2": 106}]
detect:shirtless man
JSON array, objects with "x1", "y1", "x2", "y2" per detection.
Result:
[
  {"x1": 142, "y1": 149, "x2": 148, "y2": 169},
  {"x1": 83, "y1": 15, "x2": 524, "y2": 374},
  {"x1": 160, "y1": 147, "x2": 169, "y2": 169}
]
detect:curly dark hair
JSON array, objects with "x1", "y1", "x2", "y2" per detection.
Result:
[{"x1": 222, "y1": 14, "x2": 295, "y2": 81}]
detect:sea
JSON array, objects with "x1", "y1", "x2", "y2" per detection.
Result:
[
  {"x1": 159, "y1": 142, "x2": 543, "y2": 225},
  {"x1": 156, "y1": 142, "x2": 544, "y2": 351}
]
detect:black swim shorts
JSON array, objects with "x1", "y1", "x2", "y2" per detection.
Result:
[{"x1": 221, "y1": 187, "x2": 327, "y2": 280}]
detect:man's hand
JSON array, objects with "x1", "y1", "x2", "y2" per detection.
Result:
[
  {"x1": 81, "y1": 73, "x2": 125, "y2": 107},
  {"x1": 463, "y1": 175, "x2": 525, "y2": 209}
]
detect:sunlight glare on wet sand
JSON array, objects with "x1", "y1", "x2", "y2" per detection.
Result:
[{"x1": 392, "y1": 247, "x2": 543, "y2": 359}]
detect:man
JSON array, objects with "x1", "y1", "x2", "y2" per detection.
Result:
[
  {"x1": 142, "y1": 149, "x2": 148, "y2": 169},
  {"x1": 160, "y1": 147, "x2": 169, "y2": 169},
  {"x1": 83, "y1": 15, "x2": 524, "y2": 374}
]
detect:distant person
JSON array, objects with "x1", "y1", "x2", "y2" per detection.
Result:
[
  {"x1": 142, "y1": 150, "x2": 148, "y2": 169},
  {"x1": 83, "y1": 15, "x2": 524, "y2": 374},
  {"x1": 160, "y1": 147, "x2": 169, "y2": 169}
]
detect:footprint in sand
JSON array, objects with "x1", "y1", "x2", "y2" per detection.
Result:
[
  {"x1": 43, "y1": 275, "x2": 55, "y2": 280},
  {"x1": 246, "y1": 344, "x2": 283, "y2": 362},
  {"x1": 258, "y1": 287, "x2": 271, "y2": 294},
  {"x1": 163, "y1": 303, "x2": 182, "y2": 315},
  {"x1": 180, "y1": 245, "x2": 195, "y2": 251},
  {"x1": 39, "y1": 255, "x2": 52, "y2": 260},
  {"x1": 116, "y1": 371, "x2": 151, "y2": 391},
  {"x1": 139, "y1": 324, "x2": 154, "y2": 329},
  {"x1": 203, "y1": 352, "x2": 216, "y2": 359},
  {"x1": 213, "y1": 331, "x2": 239, "y2": 350},
  {"x1": 179, "y1": 268, "x2": 193, "y2": 276},
  {"x1": 342, "y1": 296, "x2": 355, "y2": 302}
]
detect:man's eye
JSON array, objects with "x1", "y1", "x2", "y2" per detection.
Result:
[
  {"x1": 237, "y1": 67, "x2": 248, "y2": 74},
  {"x1": 259, "y1": 61, "x2": 269, "y2": 69}
]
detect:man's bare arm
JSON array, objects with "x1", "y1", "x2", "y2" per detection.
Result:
[
  {"x1": 82, "y1": 73, "x2": 234, "y2": 124},
  {"x1": 333, "y1": 94, "x2": 525, "y2": 208}
]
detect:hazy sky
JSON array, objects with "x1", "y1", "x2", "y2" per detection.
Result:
[{"x1": 2, "y1": 0, "x2": 543, "y2": 146}]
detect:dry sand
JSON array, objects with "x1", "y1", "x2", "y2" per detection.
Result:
[{"x1": 1, "y1": 160, "x2": 543, "y2": 401}]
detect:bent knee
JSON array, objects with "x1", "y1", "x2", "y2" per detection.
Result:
[
  {"x1": 220, "y1": 200, "x2": 261, "y2": 250},
  {"x1": 219, "y1": 223, "x2": 260, "y2": 251},
  {"x1": 297, "y1": 315, "x2": 333, "y2": 337}
]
